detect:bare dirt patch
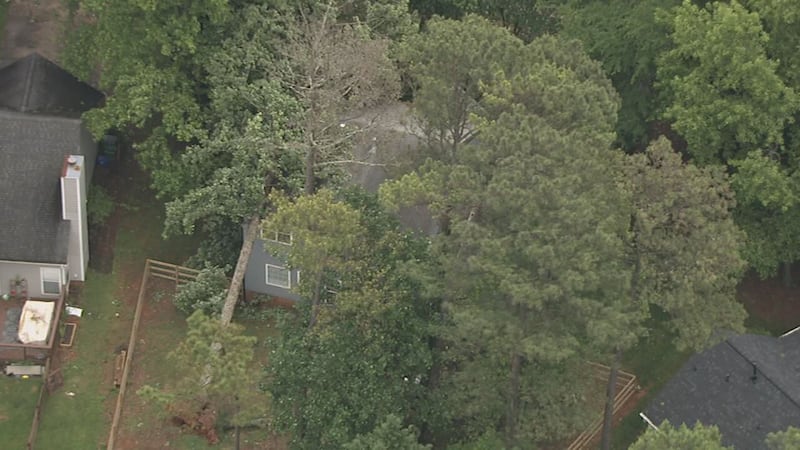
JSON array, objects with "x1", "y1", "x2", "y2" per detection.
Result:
[
  {"x1": 739, "y1": 269, "x2": 800, "y2": 333},
  {"x1": 1, "y1": 0, "x2": 67, "y2": 61}
]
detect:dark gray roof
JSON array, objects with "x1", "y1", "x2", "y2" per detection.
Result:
[
  {"x1": 645, "y1": 332, "x2": 800, "y2": 449},
  {"x1": 0, "y1": 53, "x2": 103, "y2": 117},
  {"x1": 0, "y1": 110, "x2": 86, "y2": 263}
]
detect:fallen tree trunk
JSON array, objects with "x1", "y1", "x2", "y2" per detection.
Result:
[{"x1": 220, "y1": 216, "x2": 260, "y2": 326}]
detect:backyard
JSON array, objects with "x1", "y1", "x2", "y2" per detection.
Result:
[
  {"x1": 0, "y1": 375, "x2": 42, "y2": 448},
  {"x1": 16, "y1": 148, "x2": 282, "y2": 449},
  {"x1": 30, "y1": 150, "x2": 205, "y2": 449},
  {"x1": 3, "y1": 1, "x2": 800, "y2": 448}
]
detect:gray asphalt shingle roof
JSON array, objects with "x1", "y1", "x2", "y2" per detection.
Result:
[
  {"x1": 645, "y1": 332, "x2": 800, "y2": 449},
  {"x1": 0, "y1": 53, "x2": 103, "y2": 117},
  {"x1": 0, "y1": 53, "x2": 103, "y2": 264},
  {"x1": 0, "y1": 111, "x2": 82, "y2": 263}
]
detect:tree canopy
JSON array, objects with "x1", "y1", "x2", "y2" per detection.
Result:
[
  {"x1": 629, "y1": 421, "x2": 732, "y2": 450},
  {"x1": 62, "y1": 0, "x2": 797, "y2": 447},
  {"x1": 657, "y1": 0, "x2": 799, "y2": 164}
]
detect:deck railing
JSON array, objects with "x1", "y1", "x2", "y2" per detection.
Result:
[{"x1": 0, "y1": 289, "x2": 66, "y2": 362}]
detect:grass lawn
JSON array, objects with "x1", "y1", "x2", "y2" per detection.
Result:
[
  {"x1": 35, "y1": 156, "x2": 201, "y2": 449},
  {"x1": 0, "y1": 376, "x2": 42, "y2": 448},
  {"x1": 116, "y1": 277, "x2": 278, "y2": 449},
  {"x1": 36, "y1": 271, "x2": 120, "y2": 449},
  {"x1": 610, "y1": 315, "x2": 693, "y2": 449},
  {"x1": 0, "y1": 1, "x2": 8, "y2": 36}
]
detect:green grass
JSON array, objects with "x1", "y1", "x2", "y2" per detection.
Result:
[
  {"x1": 35, "y1": 160, "x2": 202, "y2": 449},
  {"x1": 744, "y1": 314, "x2": 787, "y2": 337},
  {"x1": 0, "y1": 2, "x2": 8, "y2": 54},
  {"x1": 36, "y1": 271, "x2": 120, "y2": 450},
  {"x1": 117, "y1": 293, "x2": 277, "y2": 449},
  {"x1": 0, "y1": 376, "x2": 42, "y2": 448},
  {"x1": 610, "y1": 315, "x2": 693, "y2": 449}
]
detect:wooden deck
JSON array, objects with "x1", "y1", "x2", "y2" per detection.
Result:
[{"x1": 0, "y1": 293, "x2": 65, "y2": 362}]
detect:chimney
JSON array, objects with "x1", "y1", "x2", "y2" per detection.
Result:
[{"x1": 751, "y1": 363, "x2": 758, "y2": 383}]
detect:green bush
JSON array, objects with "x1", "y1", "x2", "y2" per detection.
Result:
[
  {"x1": 87, "y1": 185, "x2": 115, "y2": 225},
  {"x1": 173, "y1": 266, "x2": 228, "y2": 315}
]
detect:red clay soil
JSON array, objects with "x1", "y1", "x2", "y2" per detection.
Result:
[{"x1": 738, "y1": 269, "x2": 800, "y2": 333}]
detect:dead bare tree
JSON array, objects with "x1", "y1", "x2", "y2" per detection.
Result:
[
  {"x1": 281, "y1": 1, "x2": 401, "y2": 194},
  {"x1": 218, "y1": 1, "x2": 400, "y2": 325}
]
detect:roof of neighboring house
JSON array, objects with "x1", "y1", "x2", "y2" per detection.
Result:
[
  {"x1": 345, "y1": 103, "x2": 439, "y2": 236},
  {"x1": 0, "y1": 53, "x2": 103, "y2": 117},
  {"x1": 0, "y1": 110, "x2": 83, "y2": 264},
  {"x1": 645, "y1": 331, "x2": 800, "y2": 449}
]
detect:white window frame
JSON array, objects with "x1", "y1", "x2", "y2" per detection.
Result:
[
  {"x1": 265, "y1": 264, "x2": 291, "y2": 289},
  {"x1": 41, "y1": 267, "x2": 62, "y2": 295},
  {"x1": 261, "y1": 229, "x2": 293, "y2": 245}
]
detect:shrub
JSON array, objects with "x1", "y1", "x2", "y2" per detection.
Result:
[
  {"x1": 87, "y1": 185, "x2": 115, "y2": 225},
  {"x1": 173, "y1": 266, "x2": 228, "y2": 315}
]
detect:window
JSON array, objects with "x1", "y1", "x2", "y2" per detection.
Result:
[
  {"x1": 41, "y1": 267, "x2": 61, "y2": 295},
  {"x1": 261, "y1": 229, "x2": 292, "y2": 245},
  {"x1": 266, "y1": 264, "x2": 291, "y2": 289}
]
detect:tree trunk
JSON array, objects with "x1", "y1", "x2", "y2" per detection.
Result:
[
  {"x1": 783, "y1": 261, "x2": 793, "y2": 288},
  {"x1": 505, "y1": 352, "x2": 522, "y2": 447},
  {"x1": 220, "y1": 216, "x2": 260, "y2": 326},
  {"x1": 304, "y1": 147, "x2": 317, "y2": 195},
  {"x1": 600, "y1": 213, "x2": 642, "y2": 447},
  {"x1": 419, "y1": 336, "x2": 446, "y2": 445},
  {"x1": 307, "y1": 270, "x2": 324, "y2": 329},
  {"x1": 600, "y1": 348, "x2": 622, "y2": 450}
]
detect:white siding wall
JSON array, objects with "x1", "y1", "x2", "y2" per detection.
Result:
[{"x1": 61, "y1": 155, "x2": 88, "y2": 281}]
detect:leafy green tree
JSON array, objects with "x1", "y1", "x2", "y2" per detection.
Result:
[
  {"x1": 173, "y1": 266, "x2": 229, "y2": 315},
  {"x1": 267, "y1": 189, "x2": 437, "y2": 449},
  {"x1": 343, "y1": 414, "x2": 430, "y2": 450},
  {"x1": 139, "y1": 311, "x2": 265, "y2": 430},
  {"x1": 409, "y1": 0, "x2": 465, "y2": 21},
  {"x1": 558, "y1": 0, "x2": 679, "y2": 149},
  {"x1": 386, "y1": 33, "x2": 631, "y2": 447},
  {"x1": 444, "y1": 431, "x2": 506, "y2": 450},
  {"x1": 766, "y1": 426, "x2": 800, "y2": 450},
  {"x1": 262, "y1": 190, "x2": 365, "y2": 326},
  {"x1": 341, "y1": 0, "x2": 418, "y2": 40},
  {"x1": 162, "y1": 115, "x2": 303, "y2": 326},
  {"x1": 63, "y1": 0, "x2": 232, "y2": 184},
  {"x1": 456, "y1": 0, "x2": 559, "y2": 41},
  {"x1": 625, "y1": 138, "x2": 747, "y2": 349},
  {"x1": 747, "y1": 0, "x2": 800, "y2": 90},
  {"x1": 731, "y1": 151, "x2": 800, "y2": 283},
  {"x1": 397, "y1": 15, "x2": 523, "y2": 163},
  {"x1": 629, "y1": 421, "x2": 732, "y2": 450},
  {"x1": 657, "y1": 0, "x2": 799, "y2": 164},
  {"x1": 599, "y1": 138, "x2": 747, "y2": 448}
]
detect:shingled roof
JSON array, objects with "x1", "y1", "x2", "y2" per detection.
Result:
[
  {"x1": 0, "y1": 54, "x2": 103, "y2": 264},
  {"x1": 0, "y1": 53, "x2": 103, "y2": 117},
  {"x1": 645, "y1": 331, "x2": 800, "y2": 449}
]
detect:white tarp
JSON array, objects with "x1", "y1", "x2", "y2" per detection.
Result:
[{"x1": 18, "y1": 301, "x2": 55, "y2": 344}]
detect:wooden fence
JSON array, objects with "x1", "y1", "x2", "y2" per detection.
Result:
[
  {"x1": 26, "y1": 358, "x2": 53, "y2": 449},
  {"x1": 147, "y1": 260, "x2": 199, "y2": 288},
  {"x1": 106, "y1": 259, "x2": 198, "y2": 450},
  {"x1": 567, "y1": 362, "x2": 639, "y2": 450}
]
